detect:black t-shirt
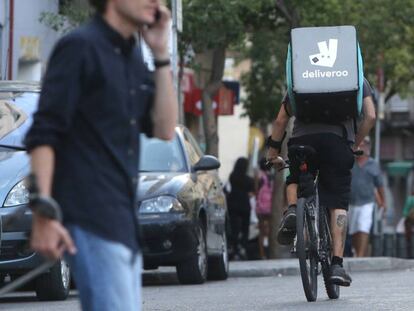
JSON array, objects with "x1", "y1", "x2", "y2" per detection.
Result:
[
  {"x1": 282, "y1": 78, "x2": 373, "y2": 142},
  {"x1": 227, "y1": 173, "x2": 254, "y2": 213}
]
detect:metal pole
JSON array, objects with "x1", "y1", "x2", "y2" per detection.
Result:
[
  {"x1": 171, "y1": 0, "x2": 184, "y2": 125},
  {"x1": 374, "y1": 113, "x2": 381, "y2": 163},
  {"x1": 375, "y1": 92, "x2": 385, "y2": 163}
]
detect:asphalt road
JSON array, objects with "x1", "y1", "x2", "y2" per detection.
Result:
[{"x1": 1, "y1": 269, "x2": 413, "y2": 311}]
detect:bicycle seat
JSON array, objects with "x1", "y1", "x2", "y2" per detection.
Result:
[{"x1": 288, "y1": 145, "x2": 317, "y2": 160}]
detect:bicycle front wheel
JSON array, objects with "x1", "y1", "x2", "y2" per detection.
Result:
[{"x1": 296, "y1": 197, "x2": 318, "y2": 302}]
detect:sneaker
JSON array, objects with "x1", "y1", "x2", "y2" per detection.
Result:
[
  {"x1": 277, "y1": 206, "x2": 296, "y2": 245},
  {"x1": 329, "y1": 264, "x2": 352, "y2": 287}
]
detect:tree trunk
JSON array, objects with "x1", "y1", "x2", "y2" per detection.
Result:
[
  {"x1": 268, "y1": 119, "x2": 293, "y2": 258},
  {"x1": 197, "y1": 47, "x2": 226, "y2": 157}
]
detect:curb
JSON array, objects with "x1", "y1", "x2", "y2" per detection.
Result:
[
  {"x1": 142, "y1": 257, "x2": 414, "y2": 284},
  {"x1": 229, "y1": 257, "x2": 414, "y2": 278}
]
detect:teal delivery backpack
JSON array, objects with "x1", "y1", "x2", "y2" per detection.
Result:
[{"x1": 286, "y1": 25, "x2": 364, "y2": 123}]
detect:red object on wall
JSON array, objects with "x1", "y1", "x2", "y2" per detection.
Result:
[{"x1": 182, "y1": 70, "x2": 235, "y2": 116}]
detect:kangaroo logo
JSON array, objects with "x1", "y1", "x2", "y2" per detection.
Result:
[{"x1": 309, "y1": 39, "x2": 338, "y2": 68}]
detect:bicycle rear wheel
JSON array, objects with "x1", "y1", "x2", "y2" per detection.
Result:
[
  {"x1": 320, "y1": 206, "x2": 340, "y2": 299},
  {"x1": 296, "y1": 197, "x2": 318, "y2": 302}
]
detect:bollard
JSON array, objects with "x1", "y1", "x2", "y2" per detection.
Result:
[
  {"x1": 395, "y1": 233, "x2": 407, "y2": 258},
  {"x1": 383, "y1": 233, "x2": 395, "y2": 257},
  {"x1": 407, "y1": 233, "x2": 414, "y2": 259},
  {"x1": 371, "y1": 234, "x2": 383, "y2": 257}
]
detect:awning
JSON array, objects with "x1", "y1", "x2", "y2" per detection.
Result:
[{"x1": 386, "y1": 161, "x2": 414, "y2": 177}]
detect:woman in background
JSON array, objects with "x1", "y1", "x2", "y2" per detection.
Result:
[
  {"x1": 255, "y1": 158, "x2": 273, "y2": 259},
  {"x1": 226, "y1": 157, "x2": 255, "y2": 260}
]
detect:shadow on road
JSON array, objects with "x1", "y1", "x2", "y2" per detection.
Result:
[
  {"x1": 142, "y1": 270, "x2": 180, "y2": 286},
  {"x1": 0, "y1": 292, "x2": 78, "y2": 303}
]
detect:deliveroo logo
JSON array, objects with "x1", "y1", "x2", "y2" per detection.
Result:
[
  {"x1": 309, "y1": 39, "x2": 338, "y2": 67},
  {"x1": 302, "y1": 38, "x2": 349, "y2": 79}
]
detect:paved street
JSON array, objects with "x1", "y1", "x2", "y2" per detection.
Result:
[{"x1": 1, "y1": 269, "x2": 414, "y2": 310}]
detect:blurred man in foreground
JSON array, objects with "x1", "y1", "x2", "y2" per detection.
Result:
[{"x1": 24, "y1": 0, "x2": 177, "y2": 310}]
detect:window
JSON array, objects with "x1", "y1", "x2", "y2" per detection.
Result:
[
  {"x1": 139, "y1": 134, "x2": 186, "y2": 173},
  {"x1": 182, "y1": 129, "x2": 203, "y2": 166}
]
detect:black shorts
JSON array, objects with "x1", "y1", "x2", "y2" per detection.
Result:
[{"x1": 285, "y1": 134, "x2": 354, "y2": 211}]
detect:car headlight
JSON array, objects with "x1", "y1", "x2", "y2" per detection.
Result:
[
  {"x1": 4, "y1": 180, "x2": 29, "y2": 207},
  {"x1": 139, "y1": 196, "x2": 184, "y2": 213}
]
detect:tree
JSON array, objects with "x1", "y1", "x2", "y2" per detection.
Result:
[
  {"x1": 180, "y1": 0, "x2": 276, "y2": 156},
  {"x1": 39, "y1": 0, "x2": 90, "y2": 33}
]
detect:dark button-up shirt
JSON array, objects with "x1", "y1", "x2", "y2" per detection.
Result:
[{"x1": 24, "y1": 16, "x2": 154, "y2": 252}]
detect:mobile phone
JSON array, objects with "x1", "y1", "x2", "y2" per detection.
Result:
[
  {"x1": 154, "y1": 9, "x2": 161, "y2": 23},
  {"x1": 148, "y1": 9, "x2": 161, "y2": 27}
]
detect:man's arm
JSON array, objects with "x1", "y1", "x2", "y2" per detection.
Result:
[
  {"x1": 30, "y1": 146, "x2": 55, "y2": 197},
  {"x1": 355, "y1": 96, "x2": 376, "y2": 148},
  {"x1": 142, "y1": 5, "x2": 177, "y2": 140},
  {"x1": 29, "y1": 146, "x2": 76, "y2": 259},
  {"x1": 266, "y1": 103, "x2": 291, "y2": 162},
  {"x1": 375, "y1": 187, "x2": 386, "y2": 210},
  {"x1": 151, "y1": 64, "x2": 178, "y2": 140},
  {"x1": 24, "y1": 34, "x2": 85, "y2": 260}
]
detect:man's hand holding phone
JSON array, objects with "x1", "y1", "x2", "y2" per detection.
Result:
[{"x1": 141, "y1": 5, "x2": 171, "y2": 60}]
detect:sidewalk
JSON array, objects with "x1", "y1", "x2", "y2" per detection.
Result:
[
  {"x1": 142, "y1": 257, "x2": 414, "y2": 284},
  {"x1": 228, "y1": 257, "x2": 414, "y2": 278}
]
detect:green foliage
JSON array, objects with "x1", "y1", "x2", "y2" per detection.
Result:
[
  {"x1": 39, "y1": 1, "x2": 91, "y2": 33},
  {"x1": 241, "y1": 28, "x2": 287, "y2": 125}
]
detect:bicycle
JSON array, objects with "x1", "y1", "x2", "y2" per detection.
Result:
[{"x1": 270, "y1": 145, "x2": 362, "y2": 302}]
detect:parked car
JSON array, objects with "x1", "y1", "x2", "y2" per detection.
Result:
[
  {"x1": 0, "y1": 81, "x2": 228, "y2": 294},
  {"x1": 0, "y1": 81, "x2": 71, "y2": 300},
  {"x1": 138, "y1": 127, "x2": 229, "y2": 284}
]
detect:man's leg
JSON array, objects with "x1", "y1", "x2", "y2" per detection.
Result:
[
  {"x1": 287, "y1": 183, "x2": 298, "y2": 206},
  {"x1": 330, "y1": 208, "x2": 348, "y2": 258},
  {"x1": 354, "y1": 232, "x2": 369, "y2": 257},
  {"x1": 329, "y1": 208, "x2": 352, "y2": 286},
  {"x1": 351, "y1": 203, "x2": 374, "y2": 257},
  {"x1": 276, "y1": 183, "x2": 298, "y2": 245},
  {"x1": 351, "y1": 233, "x2": 360, "y2": 256},
  {"x1": 65, "y1": 225, "x2": 141, "y2": 311}
]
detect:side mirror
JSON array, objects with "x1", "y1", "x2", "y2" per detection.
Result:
[{"x1": 193, "y1": 155, "x2": 220, "y2": 172}]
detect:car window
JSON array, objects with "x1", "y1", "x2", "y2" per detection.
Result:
[
  {"x1": 0, "y1": 92, "x2": 38, "y2": 147},
  {"x1": 182, "y1": 129, "x2": 203, "y2": 166},
  {"x1": 139, "y1": 134, "x2": 187, "y2": 172}
]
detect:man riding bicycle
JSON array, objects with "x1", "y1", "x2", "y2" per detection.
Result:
[{"x1": 266, "y1": 78, "x2": 376, "y2": 287}]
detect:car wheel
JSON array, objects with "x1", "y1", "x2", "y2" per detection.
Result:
[
  {"x1": 207, "y1": 228, "x2": 229, "y2": 280},
  {"x1": 176, "y1": 221, "x2": 207, "y2": 284},
  {"x1": 35, "y1": 259, "x2": 71, "y2": 301}
]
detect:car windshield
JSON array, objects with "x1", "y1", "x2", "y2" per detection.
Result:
[
  {"x1": 139, "y1": 134, "x2": 187, "y2": 172},
  {"x1": 0, "y1": 91, "x2": 38, "y2": 149}
]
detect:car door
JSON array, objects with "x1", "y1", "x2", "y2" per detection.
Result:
[{"x1": 182, "y1": 129, "x2": 224, "y2": 252}]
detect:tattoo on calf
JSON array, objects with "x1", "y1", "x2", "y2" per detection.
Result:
[
  {"x1": 337, "y1": 215, "x2": 347, "y2": 228},
  {"x1": 337, "y1": 214, "x2": 348, "y2": 249}
]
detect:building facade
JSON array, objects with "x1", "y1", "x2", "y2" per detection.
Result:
[{"x1": 1, "y1": 0, "x2": 60, "y2": 81}]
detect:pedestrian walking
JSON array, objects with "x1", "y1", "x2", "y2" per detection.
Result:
[
  {"x1": 24, "y1": 1, "x2": 177, "y2": 310},
  {"x1": 348, "y1": 136, "x2": 386, "y2": 257},
  {"x1": 255, "y1": 158, "x2": 273, "y2": 259},
  {"x1": 226, "y1": 157, "x2": 255, "y2": 260}
]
